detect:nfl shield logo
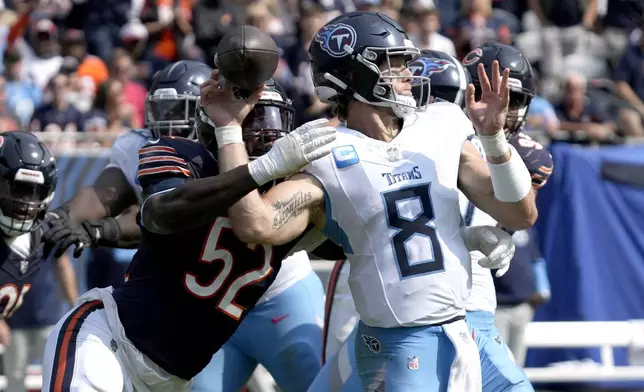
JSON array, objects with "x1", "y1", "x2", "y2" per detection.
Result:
[
  {"x1": 19, "y1": 260, "x2": 28, "y2": 274},
  {"x1": 407, "y1": 356, "x2": 419, "y2": 370}
]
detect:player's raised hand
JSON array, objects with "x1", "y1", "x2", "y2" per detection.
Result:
[
  {"x1": 460, "y1": 225, "x2": 515, "y2": 277},
  {"x1": 248, "y1": 118, "x2": 336, "y2": 185},
  {"x1": 465, "y1": 60, "x2": 510, "y2": 136},
  {"x1": 199, "y1": 70, "x2": 264, "y2": 128}
]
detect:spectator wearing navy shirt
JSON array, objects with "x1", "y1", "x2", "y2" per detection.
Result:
[
  {"x1": 613, "y1": 30, "x2": 644, "y2": 137},
  {"x1": 4, "y1": 254, "x2": 77, "y2": 392},
  {"x1": 602, "y1": 0, "x2": 644, "y2": 65},
  {"x1": 30, "y1": 73, "x2": 84, "y2": 133},
  {"x1": 554, "y1": 72, "x2": 617, "y2": 142}
]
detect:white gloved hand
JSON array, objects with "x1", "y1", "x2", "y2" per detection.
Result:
[
  {"x1": 460, "y1": 226, "x2": 515, "y2": 277},
  {"x1": 248, "y1": 118, "x2": 336, "y2": 186}
]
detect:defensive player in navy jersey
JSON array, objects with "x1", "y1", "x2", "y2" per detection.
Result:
[
  {"x1": 191, "y1": 81, "x2": 328, "y2": 392},
  {"x1": 0, "y1": 131, "x2": 57, "y2": 319},
  {"x1": 40, "y1": 75, "x2": 336, "y2": 391},
  {"x1": 41, "y1": 59, "x2": 330, "y2": 391}
]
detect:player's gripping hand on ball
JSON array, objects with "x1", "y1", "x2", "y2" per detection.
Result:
[
  {"x1": 460, "y1": 225, "x2": 515, "y2": 277},
  {"x1": 200, "y1": 70, "x2": 264, "y2": 128},
  {"x1": 199, "y1": 71, "x2": 337, "y2": 185}
]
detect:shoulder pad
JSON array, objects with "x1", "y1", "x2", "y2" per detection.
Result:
[
  {"x1": 137, "y1": 138, "x2": 193, "y2": 188},
  {"x1": 132, "y1": 128, "x2": 153, "y2": 139},
  {"x1": 509, "y1": 133, "x2": 553, "y2": 189}
]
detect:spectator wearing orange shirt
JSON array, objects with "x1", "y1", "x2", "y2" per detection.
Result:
[{"x1": 62, "y1": 29, "x2": 109, "y2": 93}]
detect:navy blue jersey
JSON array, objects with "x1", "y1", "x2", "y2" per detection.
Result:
[
  {"x1": 7, "y1": 254, "x2": 64, "y2": 329},
  {"x1": 112, "y1": 137, "x2": 316, "y2": 380},
  {"x1": 0, "y1": 228, "x2": 49, "y2": 319}
]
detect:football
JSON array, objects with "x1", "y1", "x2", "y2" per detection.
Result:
[{"x1": 215, "y1": 25, "x2": 279, "y2": 90}]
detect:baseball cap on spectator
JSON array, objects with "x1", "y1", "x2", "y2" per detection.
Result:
[
  {"x1": 32, "y1": 18, "x2": 57, "y2": 39},
  {"x1": 65, "y1": 28, "x2": 85, "y2": 44}
]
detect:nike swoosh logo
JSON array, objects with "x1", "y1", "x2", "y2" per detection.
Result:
[{"x1": 271, "y1": 314, "x2": 289, "y2": 324}]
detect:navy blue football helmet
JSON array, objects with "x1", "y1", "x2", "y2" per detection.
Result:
[
  {"x1": 196, "y1": 79, "x2": 294, "y2": 158},
  {"x1": 308, "y1": 11, "x2": 429, "y2": 118},
  {"x1": 0, "y1": 131, "x2": 57, "y2": 236},
  {"x1": 409, "y1": 50, "x2": 471, "y2": 109},
  {"x1": 463, "y1": 43, "x2": 535, "y2": 134},
  {"x1": 146, "y1": 60, "x2": 213, "y2": 138}
]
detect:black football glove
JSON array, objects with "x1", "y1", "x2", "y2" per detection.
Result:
[
  {"x1": 41, "y1": 206, "x2": 82, "y2": 258},
  {"x1": 41, "y1": 206, "x2": 72, "y2": 230},
  {"x1": 44, "y1": 215, "x2": 120, "y2": 258},
  {"x1": 508, "y1": 132, "x2": 554, "y2": 189}
]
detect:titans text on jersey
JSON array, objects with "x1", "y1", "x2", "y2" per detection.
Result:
[{"x1": 304, "y1": 103, "x2": 472, "y2": 328}]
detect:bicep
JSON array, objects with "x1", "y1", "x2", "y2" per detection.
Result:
[
  {"x1": 245, "y1": 174, "x2": 326, "y2": 244},
  {"x1": 93, "y1": 167, "x2": 138, "y2": 216},
  {"x1": 263, "y1": 174, "x2": 325, "y2": 226}
]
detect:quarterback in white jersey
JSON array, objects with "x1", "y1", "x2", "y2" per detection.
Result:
[
  {"x1": 319, "y1": 48, "x2": 542, "y2": 392},
  {"x1": 41, "y1": 61, "x2": 324, "y2": 391},
  {"x1": 207, "y1": 11, "x2": 537, "y2": 391}
]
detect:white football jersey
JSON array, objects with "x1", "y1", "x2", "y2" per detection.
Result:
[
  {"x1": 104, "y1": 129, "x2": 153, "y2": 202},
  {"x1": 460, "y1": 136, "x2": 498, "y2": 314},
  {"x1": 304, "y1": 103, "x2": 473, "y2": 328}
]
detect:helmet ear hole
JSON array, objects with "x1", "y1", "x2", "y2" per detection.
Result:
[{"x1": 315, "y1": 85, "x2": 339, "y2": 103}]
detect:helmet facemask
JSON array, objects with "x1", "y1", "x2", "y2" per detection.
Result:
[
  {"x1": 242, "y1": 93, "x2": 294, "y2": 160},
  {"x1": 242, "y1": 92, "x2": 294, "y2": 193},
  {"x1": 146, "y1": 88, "x2": 198, "y2": 138},
  {"x1": 0, "y1": 170, "x2": 54, "y2": 237}
]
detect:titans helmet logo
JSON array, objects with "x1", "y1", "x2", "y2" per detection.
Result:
[
  {"x1": 408, "y1": 58, "x2": 454, "y2": 85},
  {"x1": 314, "y1": 23, "x2": 357, "y2": 58}
]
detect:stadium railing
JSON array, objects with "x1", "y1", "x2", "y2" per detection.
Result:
[
  {"x1": 29, "y1": 129, "x2": 644, "y2": 157},
  {"x1": 523, "y1": 320, "x2": 644, "y2": 382}
]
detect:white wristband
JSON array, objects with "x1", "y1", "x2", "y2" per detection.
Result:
[
  {"x1": 479, "y1": 132, "x2": 509, "y2": 157},
  {"x1": 488, "y1": 145, "x2": 532, "y2": 202},
  {"x1": 248, "y1": 155, "x2": 276, "y2": 186},
  {"x1": 215, "y1": 125, "x2": 243, "y2": 147}
]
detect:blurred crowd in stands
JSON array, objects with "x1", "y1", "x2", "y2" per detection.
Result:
[
  {"x1": 0, "y1": 0, "x2": 641, "y2": 152},
  {"x1": 0, "y1": 1, "x2": 641, "y2": 389}
]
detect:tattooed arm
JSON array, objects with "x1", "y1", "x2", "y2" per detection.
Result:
[
  {"x1": 216, "y1": 139, "x2": 326, "y2": 245},
  {"x1": 227, "y1": 173, "x2": 326, "y2": 245}
]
